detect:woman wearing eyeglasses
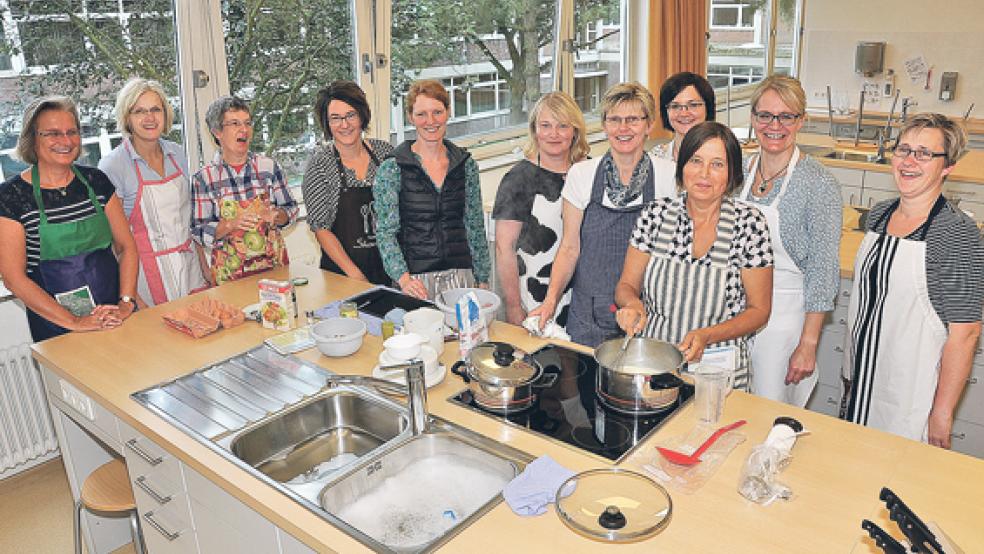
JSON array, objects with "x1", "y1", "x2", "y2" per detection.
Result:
[
  {"x1": 529, "y1": 82, "x2": 676, "y2": 347},
  {"x1": 98, "y1": 78, "x2": 208, "y2": 307},
  {"x1": 738, "y1": 76, "x2": 841, "y2": 407},
  {"x1": 191, "y1": 96, "x2": 298, "y2": 285},
  {"x1": 615, "y1": 122, "x2": 774, "y2": 389},
  {"x1": 842, "y1": 114, "x2": 983, "y2": 448},
  {"x1": 0, "y1": 96, "x2": 139, "y2": 341},
  {"x1": 302, "y1": 81, "x2": 394, "y2": 284},
  {"x1": 650, "y1": 72, "x2": 716, "y2": 162}
]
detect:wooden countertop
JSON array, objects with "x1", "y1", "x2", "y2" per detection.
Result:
[
  {"x1": 804, "y1": 108, "x2": 984, "y2": 136},
  {"x1": 32, "y1": 266, "x2": 984, "y2": 553}
]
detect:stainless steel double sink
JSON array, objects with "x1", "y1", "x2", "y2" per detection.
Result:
[{"x1": 133, "y1": 346, "x2": 531, "y2": 553}]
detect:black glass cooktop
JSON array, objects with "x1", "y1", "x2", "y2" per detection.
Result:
[{"x1": 448, "y1": 343, "x2": 693, "y2": 463}]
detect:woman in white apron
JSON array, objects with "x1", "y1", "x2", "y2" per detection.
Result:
[
  {"x1": 841, "y1": 114, "x2": 984, "y2": 448},
  {"x1": 738, "y1": 76, "x2": 841, "y2": 407},
  {"x1": 615, "y1": 122, "x2": 774, "y2": 390},
  {"x1": 99, "y1": 78, "x2": 208, "y2": 306}
]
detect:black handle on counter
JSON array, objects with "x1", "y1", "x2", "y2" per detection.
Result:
[
  {"x1": 450, "y1": 360, "x2": 470, "y2": 383},
  {"x1": 861, "y1": 520, "x2": 908, "y2": 554},
  {"x1": 879, "y1": 487, "x2": 943, "y2": 554}
]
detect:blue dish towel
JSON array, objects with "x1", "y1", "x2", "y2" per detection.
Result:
[{"x1": 502, "y1": 455, "x2": 576, "y2": 516}]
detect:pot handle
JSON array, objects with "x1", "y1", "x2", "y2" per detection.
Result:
[
  {"x1": 450, "y1": 360, "x2": 470, "y2": 383},
  {"x1": 532, "y1": 371, "x2": 559, "y2": 389},
  {"x1": 649, "y1": 373, "x2": 684, "y2": 390}
]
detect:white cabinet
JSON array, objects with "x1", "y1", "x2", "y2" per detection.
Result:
[
  {"x1": 184, "y1": 467, "x2": 282, "y2": 554},
  {"x1": 806, "y1": 383, "x2": 841, "y2": 417}
]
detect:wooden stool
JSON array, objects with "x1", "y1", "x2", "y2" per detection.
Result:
[{"x1": 74, "y1": 459, "x2": 145, "y2": 554}]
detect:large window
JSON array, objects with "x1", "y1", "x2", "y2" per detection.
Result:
[
  {"x1": 0, "y1": 0, "x2": 181, "y2": 181},
  {"x1": 706, "y1": 0, "x2": 801, "y2": 90},
  {"x1": 573, "y1": 0, "x2": 622, "y2": 115}
]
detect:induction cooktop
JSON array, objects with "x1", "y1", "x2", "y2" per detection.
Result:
[{"x1": 448, "y1": 343, "x2": 693, "y2": 463}]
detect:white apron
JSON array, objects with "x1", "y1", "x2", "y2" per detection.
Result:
[
  {"x1": 840, "y1": 199, "x2": 948, "y2": 441},
  {"x1": 127, "y1": 140, "x2": 207, "y2": 306},
  {"x1": 739, "y1": 148, "x2": 816, "y2": 406}
]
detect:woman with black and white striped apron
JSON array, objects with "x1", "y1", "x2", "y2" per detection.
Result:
[{"x1": 614, "y1": 122, "x2": 774, "y2": 390}]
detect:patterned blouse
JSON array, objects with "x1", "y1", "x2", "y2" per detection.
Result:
[
  {"x1": 630, "y1": 195, "x2": 774, "y2": 319},
  {"x1": 373, "y1": 151, "x2": 491, "y2": 284},
  {"x1": 301, "y1": 138, "x2": 394, "y2": 232}
]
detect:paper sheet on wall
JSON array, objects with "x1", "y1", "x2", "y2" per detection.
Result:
[{"x1": 904, "y1": 55, "x2": 929, "y2": 84}]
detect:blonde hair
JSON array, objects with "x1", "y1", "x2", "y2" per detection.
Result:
[
  {"x1": 898, "y1": 112, "x2": 968, "y2": 167},
  {"x1": 114, "y1": 77, "x2": 175, "y2": 136},
  {"x1": 523, "y1": 92, "x2": 589, "y2": 165},
  {"x1": 599, "y1": 82, "x2": 657, "y2": 123},
  {"x1": 15, "y1": 96, "x2": 80, "y2": 165},
  {"x1": 750, "y1": 75, "x2": 807, "y2": 115},
  {"x1": 406, "y1": 79, "x2": 450, "y2": 115}
]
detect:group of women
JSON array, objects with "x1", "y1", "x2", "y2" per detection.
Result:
[{"x1": 0, "y1": 70, "x2": 978, "y2": 449}]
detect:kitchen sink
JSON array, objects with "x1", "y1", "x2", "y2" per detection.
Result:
[
  {"x1": 223, "y1": 390, "x2": 406, "y2": 483},
  {"x1": 320, "y1": 422, "x2": 531, "y2": 553},
  {"x1": 823, "y1": 150, "x2": 886, "y2": 163}
]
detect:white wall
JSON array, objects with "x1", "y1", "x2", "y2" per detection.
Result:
[{"x1": 800, "y1": 0, "x2": 983, "y2": 116}]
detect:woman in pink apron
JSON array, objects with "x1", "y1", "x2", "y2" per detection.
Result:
[
  {"x1": 841, "y1": 114, "x2": 983, "y2": 448},
  {"x1": 99, "y1": 78, "x2": 208, "y2": 306}
]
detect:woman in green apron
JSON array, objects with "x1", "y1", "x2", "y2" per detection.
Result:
[{"x1": 0, "y1": 96, "x2": 140, "y2": 341}]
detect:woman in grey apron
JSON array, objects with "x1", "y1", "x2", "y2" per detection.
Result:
[
  {"x1": 302, "y1": 81, "x2": 394, "y2": 285},
  {"x1": 529, "y1": 82, "x2": 676, "y2": 347},
  {"x1": 614, "y1": 122, "x2": 774, "y2": 390},
  {"x1": 0, "y1": 97, "x2": 139, "y2": 341}
]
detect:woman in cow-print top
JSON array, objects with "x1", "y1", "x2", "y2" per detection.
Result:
[{"x1": 492, "y1": 92, "x2": 589, "y2": 326}]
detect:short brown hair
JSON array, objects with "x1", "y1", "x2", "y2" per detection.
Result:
[
  {"x1": 16, "y1": 96, "x2": 81, "y2": 165},
  {"x1": 676, "y1": 122, "x2": 744, "y2": 196},
  {"x1": 897, "y1": 112, "x2": 967, "y2": 167},
  {"x1": 406, "y1": 79, "x2": 450, "y2": 116},
  {"x1": 524, "y1": 92, "x2": 589, "y2": 165},
  {"x1": 314, "y1": 80, "x2": 371, "y2": 141}
]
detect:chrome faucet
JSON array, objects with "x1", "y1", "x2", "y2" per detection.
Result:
[
  {"x1": 900, "y1": 97, "x2": 918, "y2": 123},
  {"x1": 855, "y1": 90, "x2": 866, "y2": 147},
  {"x1": 325, "y1": 360, "x2": 429, "y2": 435}
]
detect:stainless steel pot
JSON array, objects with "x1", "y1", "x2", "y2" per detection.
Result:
[
  {"x1": 594, "y1": 337, "x2": 685, "y2": 413},
  {"x1": 451, "y1": 342, "x2": 556, "y2": 413}
]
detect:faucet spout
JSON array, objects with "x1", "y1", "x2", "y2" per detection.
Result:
[{"x1": 378, "y1": 360, "x2": 429, "y2": 435}]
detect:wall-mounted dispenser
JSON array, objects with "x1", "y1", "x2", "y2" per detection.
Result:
[
  {"x1": 855, "y1": 42, "x2": 886, "y2": 77},
  {"x1": 940, "y1": 72, "x2": 958, "y2": 101}
]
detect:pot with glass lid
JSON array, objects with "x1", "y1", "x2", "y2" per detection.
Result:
[{"x1": 451, "y1": 342, "x2": 556, "y2": 413}]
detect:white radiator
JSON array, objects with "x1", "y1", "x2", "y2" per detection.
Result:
[{"x1": 0, "y1": 343, "x2": 59, "y2": 478}]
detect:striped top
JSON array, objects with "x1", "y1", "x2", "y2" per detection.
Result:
[
  {"x1": 867, "y1": 197, "x2": 984, "y2": 323},
  {"x1": 301, "y1": 138, "x2": 394, "y2": 232},
  {"x1": 0, "y1": 165, "x2": 117, "y2": 272}
]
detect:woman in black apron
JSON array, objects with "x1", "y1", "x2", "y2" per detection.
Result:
[
  {"x1": 614, "y1": 123, "x2": 774, "y2": 390},
  {"x1": 528, "y1": 82, "x2": 677, "y2": 347},
  {"x1": 0, "y1": 96, "x2": 139, "y2": 341},
  {"x1": 302, "y1": 81, "x2": 393, "y2": 284}
]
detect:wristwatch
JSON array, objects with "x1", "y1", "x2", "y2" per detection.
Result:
[{"x1": 120, "y1": 295, "x2": 135, "y2": 306}]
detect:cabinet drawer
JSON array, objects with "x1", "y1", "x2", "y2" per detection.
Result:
[
  {"x1": 954, "y1": 367, "x2": 984, "y2": 425},
  {"x1": 816, "y1": 328, "x2": 846, "y2": 388},
  {"x1": 40, "y1": 364, "x2": 121, "y2": 449},
  {"x1": 806, "y1": 383, "x2": 842, "y2": 417},
  {"x1": 279, "y1": 529, "x2": 317, "y2": 554},
  {"x1": 132, "y1": 472, "x2": 192, "y2": 524},
  {"x1": 949, "y1": 419, "x2": 984, "y2": 459},
  {"x1": 185, "y1": 468, "x2": 280, "y2": 553},
  {"x1": 862, "y1": 170, "x2": 895, "y2": 191},
  {"x1": 827, "y1": 166, "x2": 864, "y2": 189},
  {"x1": 118, "y1": 420, "x2": 184, "y2": 490},
  {"x1": 140, "y1": 505, "x2": 198, "y2": 554}
]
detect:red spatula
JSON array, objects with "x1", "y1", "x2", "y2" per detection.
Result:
[{"x1": 656, "y1": 420, "x2": 747, "y2": 466}]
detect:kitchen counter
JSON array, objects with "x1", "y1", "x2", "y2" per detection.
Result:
[{"x1": 33, "y1": 265, "x2": 984, "y2": 553}]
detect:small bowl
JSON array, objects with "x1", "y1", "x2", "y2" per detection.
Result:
[
  {"x1": 382, "y1": 333, "x2": 426, "y2": 361},
  {"x1": 379, "y1": 344, "x2": 439, "y2": 374},
  {"x1": 310, "y1": 317, "x2": 367, "y2": 357}
]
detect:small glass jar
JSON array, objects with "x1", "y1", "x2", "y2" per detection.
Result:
[
  {"x1": 339, "y1": 301, "x2": 358, "y2": 319},
  {"x1": 381, "y1": 320, "x2": 396, "y2": 339}
]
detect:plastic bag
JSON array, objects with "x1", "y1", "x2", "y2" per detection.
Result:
[{"x1": 642, "y1": 425, "x2": 746, "y2": 494}]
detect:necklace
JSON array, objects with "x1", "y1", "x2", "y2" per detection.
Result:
[{"x1": 755, "y1": 160, "x2": 787, "y2": 195}]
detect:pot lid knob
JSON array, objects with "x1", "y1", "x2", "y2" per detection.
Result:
[
  {"x1": 598, "y1": 505, "x2": 627, "y2": 530},
  {"x1": 493, "y1": 343, "x2": 515, "y2": 366}
]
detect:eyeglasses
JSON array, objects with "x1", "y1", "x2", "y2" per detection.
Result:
[
  {"x1": 604, "y1": 115, "x2": 648, "y2": 127},
  {"x1": 130, "y1": 106, "x2": 164, "y2": 118},
  {"x1": 667, "y1": 101, "x2": 705, "y2": 113},
  {"x1": 893, "y1": 144, "x2": 947, "y2": 162},
  {"x1": 37, "y1": 129, "x2": 80, "y2": 139},
  {"x1": 328, "y1": 112, "x2": 359, "y2": 126},
  {"x1": 752, "y1": 111, "x2": 802, "y2": 126},
  {"x1": 222, "y1": 119, "x2": 253, "y2": 128}
]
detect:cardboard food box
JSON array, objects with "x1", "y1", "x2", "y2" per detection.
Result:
[{"x1": 258, "y1": 279, "x2": 295, "y2": 331}]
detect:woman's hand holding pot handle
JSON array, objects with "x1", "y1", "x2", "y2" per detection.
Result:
[{"x1": 678, "y1": 328, "x2": 713, "y2": 363}]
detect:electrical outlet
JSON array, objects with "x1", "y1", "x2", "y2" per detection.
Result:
[
  {"x1": 59, "y1": 379, "x2": 94, "y2": 420},
  {"x1": 813, "y1": 90, "x2": 827, "y2": 100}
]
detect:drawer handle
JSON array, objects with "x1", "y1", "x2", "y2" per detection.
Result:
[
  {"x1": 825, "y1": 396, "x2": 838, "y2": 405},
  {"x1": 838, "y1": 318, "x2": 847, "y2": 325},
  {"x1": 834, "y1": 346, "x2": 844, "y2": 353},
  {"x1": 126, "y1": 438, "x2": 163, "y2": 466},
  {"x1": 968, "y1": 377, "x2": 979, "y2": 385},
  {"x1": 950, "y1": 432, "x2": 966, "y2": 440},
  {"x1": 143, "y1": 511, "x2": 180, "y2": 541},
  {"x1": 135, "y1": 476, "x2": 172, "y2": 505}
]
